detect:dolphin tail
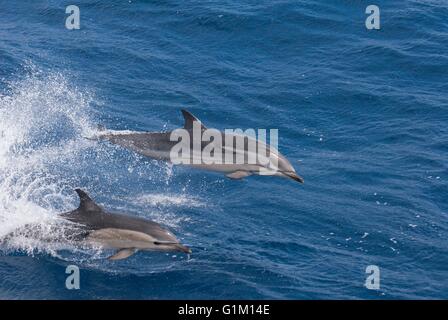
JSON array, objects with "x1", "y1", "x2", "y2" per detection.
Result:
[{"x1": 83, "y1": 124, "x2": 108, "y2": 141}]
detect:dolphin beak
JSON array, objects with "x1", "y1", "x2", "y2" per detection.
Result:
[
  {"x1": 283, "y1": 172, "x2": 304, "y2": 184},
  {"x1": 175, "y1": 244, "x2": 192, "y2": 254}
]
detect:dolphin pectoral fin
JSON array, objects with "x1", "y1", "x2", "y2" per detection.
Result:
[
  {"x1": 108, "y1": 248, "x2": 138, "y2": 261},
  {"x1": 226, "y1": 171, "x2": 251, "y2": 180}
]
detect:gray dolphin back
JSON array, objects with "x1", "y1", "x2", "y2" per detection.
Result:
[{"x1": 64, "y1": 189, "x2": 178, "y2": 243}]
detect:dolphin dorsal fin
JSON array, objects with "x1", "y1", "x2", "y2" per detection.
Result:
[
  {"x1": 181, "y1": 109, "x2": 206, "y2": 130},
  {"x1": 75, "y1": 189, "x2": 102, "y2": 212}
]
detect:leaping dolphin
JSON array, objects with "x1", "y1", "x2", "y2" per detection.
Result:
[
  {"x1": 61, "y1": 189, "x2": 191, "y2": 260},
  {"x1": 96, "y1": 110, "x2": 304, "y2": 183}
]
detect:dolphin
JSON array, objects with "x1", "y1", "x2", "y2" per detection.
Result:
[
  {"x1": 61, "y1": 189, "x2": 191, "y2": 260},
  {"x1": 96, "y1": 109, "x2": 303, "y2": 183}
]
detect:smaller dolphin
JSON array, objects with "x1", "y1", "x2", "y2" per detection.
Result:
[
  {"x1": 62, "y1": 189, "x2": 191, "y2": 260},
  {"x1": 96, "y1": 110, "x2": 304, "y2": 184}
]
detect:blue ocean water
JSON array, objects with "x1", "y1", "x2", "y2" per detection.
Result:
[{"x1": 0, "y1": 0, "x2": 447, "y2": 299}]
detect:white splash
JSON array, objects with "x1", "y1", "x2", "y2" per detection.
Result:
[
  {"x1": 0, "y1": 64, "x2": 193, "y2": 262},
  {"x1": 0, "y1": 65, "x2": 95, "y2": 256},
  {"x1": 134, "y1": 193, "x2": 204, "y2": 208}
]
